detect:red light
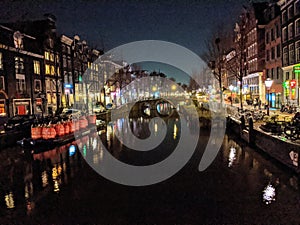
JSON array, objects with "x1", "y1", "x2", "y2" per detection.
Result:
[{"x1": 290, "y1": 79, "x2": 297, "y2": 88}]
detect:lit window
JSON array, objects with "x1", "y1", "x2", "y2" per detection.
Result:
[
  {"x1": 50, "y1": 53, "x2": 54, "y2": 62},
  {"x1": 0, "y1": 52, "x2": 3, "y2": 69},
  {"x1": 50, "y1": 65, "x2": 55, "y2": 75},
  {"x1": 13, "y1": 31, "x2": 23, "y2": 49},
  {"x1": 44, "y1": 51, "x2": 50, "y2": 60},
  {"x1": 45, "y1": 64, "x2": 50, "y2": 75},
  {"x1": 33, "y1": 60, "x2": 40, "y2": 75},
  {"x1": 0, "y1": 76, "x2": 4, "y2": 90},
  {"x1": 15, "y1": 57, "x2": 24, "y2": 74}
]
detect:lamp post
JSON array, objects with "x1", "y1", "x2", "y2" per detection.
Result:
[
  {"x1": 229, "y1": 85, "x2": 234, "y2": 106},
  {"x1": 265, "y1": 78, "x2": 273, "y2": 116}
]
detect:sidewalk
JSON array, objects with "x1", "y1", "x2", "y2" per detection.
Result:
[{"x1": 228, "y1": 102, "x2": 295, "y2": 120}]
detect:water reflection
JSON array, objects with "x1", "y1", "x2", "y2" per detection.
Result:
[
  {"x1": 0, "y1": 117, "x2": 300, "y2": 222},
  {"x1": 263, "y1": 183, "x2": 276, "y2": 205}
]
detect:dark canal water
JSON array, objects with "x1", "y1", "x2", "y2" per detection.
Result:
[{"x1": 0, "y1": 116, "x2": 300, "y2": 224}]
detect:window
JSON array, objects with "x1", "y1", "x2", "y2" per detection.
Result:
[
  {"x1": 296, "y1": 41, "x2": 300, "y2": 62},
  {"x1": 266, "y1": 50, "x2": 270, "y2": 61},
  {"x1": 288, "y1": 23, "x2": 294, "y2": 40},
  {"x1": 266, "y1": 31, "x2": 270, "y2": 44},
  {"x1": 289, "y1": 44, "x2": 295, "y2": 64},
  {"x1": 50, "y1": 79, "x2": 56, "y2": 91},
  {"x1": 282, "y1": 27, "x2": 287, "y2": 42},
  {"x1": 33, "y1": 60, "x2": 40, "y2": 75},
  {"x1": 296, "y1": 19, "x2": 300, "y2": 36},
  {"x1": 286, "y1": 72, "x2": 290, "y2": 80},
  {"x1": 13, "y1": 31, "x2": 24, "y2": 49},
  {"x1": 296, "y1": 0, "x2": 300, "y2": 15},
  {"x1": 277, "y1": 67, "x2": 280, "y2": 80},
  {"x1": 0, "y1": 52, "x2": 3, "y2": 69},
  {"x1": 0, "y1": 76, "x2": 4, "y2": 90},
  {"x1": 277, "y1": 44, "x2": 281, "y2": 58},
  {"x1": 271, "y1": 47, "x2": 275, "y2": 60},
  {"x1": 34, "y1": 79, "x2": 41, "y2": 92},
  {"x1": 15, "y1": 57, "x2": 24, "y2": 74},
  {"x1": 50, "y1": 65, "x2": 55, "y2": 75},
  {"x1": 63, "y1": 57, "x2": 67, "y2": 68},
  {"x1": 64, "y1": 71, "x2": 69, "y2": 84},
  {"x1": 16, "y1": 74, "x2": 25, "y2": 92},
  {"x1": 50, "y1": 53, "x2": 54, "y2": 62},
  {"x1": 271, "y1": 28, "x2": 275, "y2": 41},
  {"x1": 282, "y1": 10, "x2": 287, "y2": 24},
  {"x1": 288, "y1": 5, "x2": 294, "y2": 19},
  {"x1": 283, "y1": 46, "x2": 288, "y2": 65},
  {"x1": 45, "y1": 64, "x2": 50, "y2": 75},
  {"x1": 276, "y1": 24, "x2": 280, "y2": 38},
  {"x1": 67, "y1": 46, "x2": 71, "y2": 55},
  {"x1": 46, "y1": 79, "x2": 51, "y2": 91},
  {"x1": 44, "y1": 51, "x2": 50, "y2": 60}
]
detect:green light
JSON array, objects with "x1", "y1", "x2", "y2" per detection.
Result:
[
  {"x1": 79, "y1": 75, "x2": 82, "y2": 82},
  {"x1": 83, "y1": 144, "x2": 87, "y2": 157},
  {"x1": 283, "y1": 81, "x2": 289, "y2": 88}
]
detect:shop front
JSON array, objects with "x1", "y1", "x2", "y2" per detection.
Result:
[{"x1": 13, "y1": 98, "x2": 32, "y2": 116}]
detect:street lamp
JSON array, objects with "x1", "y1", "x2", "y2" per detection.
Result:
[
  {"x1": 229, "y1": 85, "x2": 234, "y2": 106},
  {"x1": 265, "y1": 78, "x2": 273, "y2": 116}
]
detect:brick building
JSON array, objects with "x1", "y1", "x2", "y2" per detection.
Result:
[
  {"x1": 264, "y1": 2, "x2": 283, "y2": 108},
  {"x1": 278, "y1": 0, "x2": 300, "y2": 106}
]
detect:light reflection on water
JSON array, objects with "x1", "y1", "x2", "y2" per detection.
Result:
[{"x1": 0, "y1": 117, "x2": 299, "y2": 221}]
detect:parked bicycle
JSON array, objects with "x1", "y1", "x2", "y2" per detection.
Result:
[{"x1": 283, "y1": 112, "x2": 300, "y2": 141}]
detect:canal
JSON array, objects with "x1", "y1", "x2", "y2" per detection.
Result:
[{"x1": 0, "y1": 116, "x2": 299, "y2": 224}]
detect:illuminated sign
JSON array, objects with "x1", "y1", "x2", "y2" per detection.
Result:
[
  {"x1": 69, "y1": 145, "x2": 76, "y2": 156},
  {"x1": 293, "y1": 65, "x2": 300, "y2": 73},
  {"x1": 283, "y1": 80, "x2": 289, "y2": 88},
  {"x1": 290, "y1": 79, "x2": 297, "y2": 88},
  {"x1": 64, "y1": 84, "x2": 73, "y2": 89}
]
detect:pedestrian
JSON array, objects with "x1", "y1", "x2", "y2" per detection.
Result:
[
  {"x1": 253, "y1": 98, "x2": 257, "y2": 109},
  {"x1": 258, "y1": 99, "x2": 261, "y2": 110}
]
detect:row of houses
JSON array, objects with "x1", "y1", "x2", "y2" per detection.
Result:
[
  {"x1": 0, "y1": 14, "x2": 108, "y2": 117},
  {"x1": 225, "y1": 0, "x2": 300, "y2": 108}
]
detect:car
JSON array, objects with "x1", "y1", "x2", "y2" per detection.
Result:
[
  {"x1": 56, "y1": 108, "x2": 82, "y2": 119},
  {"x1": 4, "y1": 115, "x2": 36, "y2": 132}
]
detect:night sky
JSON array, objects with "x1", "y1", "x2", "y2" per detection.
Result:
[{"x1": 1, "y1": 0, "x2": 250, "y2": 83}]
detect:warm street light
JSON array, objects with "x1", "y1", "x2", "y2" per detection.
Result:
[
  {"x1": 229, "y1": 85, "x2": 234, "y2": 106},
  {"x1": 265, "y1": 78, "x2": 273, "y2": 116}
]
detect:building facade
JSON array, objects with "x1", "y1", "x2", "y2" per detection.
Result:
[
  {"x1": 279, "y1": 0, "x2": 300, "y2": 106},
  {"x1": 242, "y1": 2, "x2": 269, "y2": 103},
  {"x1": 264, "y1": 2, "x2": 283, "y2": 108},
  {"x1": 0, "y1": 15, "x2": 103, "y2": 117}
]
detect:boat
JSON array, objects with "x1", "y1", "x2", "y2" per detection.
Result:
[{"x1": 17, "y1": 115, "x2": 98, "y2": 153}]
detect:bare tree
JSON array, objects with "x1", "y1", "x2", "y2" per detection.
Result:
[
  {"x1": 201, "y1": 25, "x2": 233, "y2": 104},
  {"x1": 226, "y1": 11, "x2": 249, "y2": 111}
]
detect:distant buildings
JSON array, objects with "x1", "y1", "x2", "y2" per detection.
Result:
[{"x1": 0, "y1": 15, "x2": 103, "y2": 117}]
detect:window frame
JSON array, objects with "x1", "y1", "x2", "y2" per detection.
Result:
[{"x1": 0, "y1": 76, "x2": 5, "y2": 90}]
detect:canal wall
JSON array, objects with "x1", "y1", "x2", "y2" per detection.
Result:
[{"x1": 226, "y1": 116, "x2": 300, "y2": 174}]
